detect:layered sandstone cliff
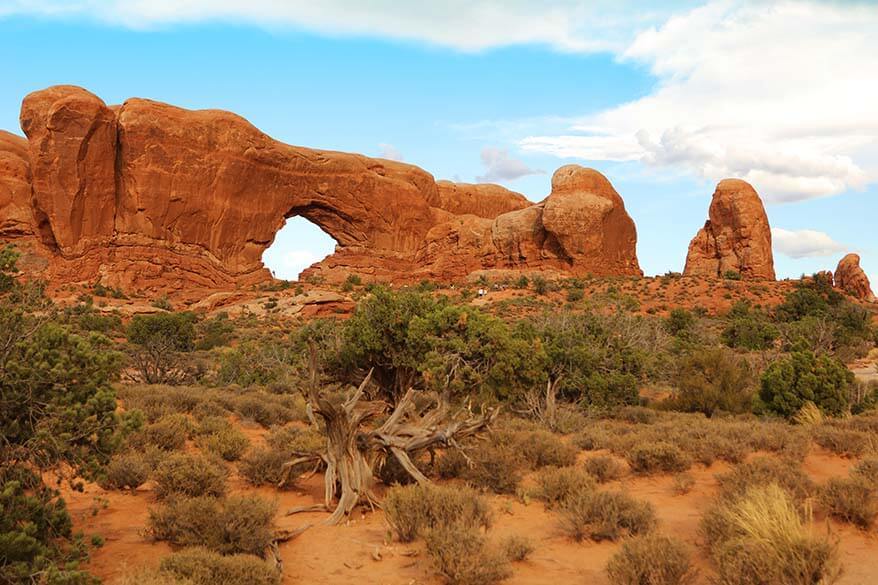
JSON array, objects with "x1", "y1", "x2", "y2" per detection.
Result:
[
  {"x1": 835, "y1": 254, "x2": 875, "y2": 302},
  {"x1": 0, "y1": 85, "x2": 642, "y2": 293},
  {"x1": 684, "y1": 179, "x2": 775, "y2": 280}
]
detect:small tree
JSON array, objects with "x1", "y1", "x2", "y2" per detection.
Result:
[
  {"x1": 758, "y1": 350, "x2": 853, "y2": 418},
  {"x1": 126, "y1": 312, "x2": 197, "y2": 384},
  {"x1": 671, "y1": 349, "x2": 753, "y2": 417}
]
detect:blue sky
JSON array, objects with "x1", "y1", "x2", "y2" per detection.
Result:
[{"x1": 1, "y1": 1, "x2": 875, "y2": 283}]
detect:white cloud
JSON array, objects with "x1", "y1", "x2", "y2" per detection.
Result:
[
  {"x1": 475, "y1": 147, "x2": 544, "y2": 183},
  {"x1": 266, "y1": 248, "x2": 321, "y2": 280},
  {"x1": 772, "y1": 228, "x2": 846, "y2": 259},
  {"x1": 0, "y1": 0, "x2": 690, "y2": 52},
  {"x1": 378, "y1": 143, "x2": 404, "y2": 162},
  {"x1": 520, "y1": 1, "x2": 878, "y2": 202}
]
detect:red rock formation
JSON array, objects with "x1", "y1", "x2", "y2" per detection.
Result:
[
  {"x1": 834, "y1": 254, "x2": 875, "y2": 302},
  {"x1": 1, "y1": 85, "x2": 642, "y2": 293},
  {"x1": 684, "y1": 179, "x2": 775, "y2": 280},
  {"x1": 0, "y1": 130, "x2": 33, "y2": 238}
]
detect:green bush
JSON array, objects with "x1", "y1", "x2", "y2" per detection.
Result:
[
  {"x1": 383, "y1": 484, "x2": 491, "y2": 543},
  {"x1": 559, "y1": 489, "x2": 656, "y2": 542},
  {"x1": 626, "y1": 442, "x2": 691, "y2": 475},
  {"x1": 153, "y1": 453, "x2": 228, "y2": 500},
  {"x1": 722, "y1": 315, "x2": 778, "y2": 351},
  {"x1": 606, "y1": 533, "x2": 696, "y2": 585},
  {"x1": 148, "y1": 495, "x2": 276, "y2": 555},
  {"x1": 758, "y1": 350, "x2": 853, "y2": 418},
  {"x1": 160, "y1": 547, "x2": 280, "y2": 585},
  {"x1": 128, "y1": 312, "x2": 196, "y2": 351}
]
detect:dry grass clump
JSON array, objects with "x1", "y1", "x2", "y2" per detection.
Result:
[
  {"x1": 812, "y1": 425, "x2": 874, "y2": 458},
  {"x1": 238, "y1": 446, "x2": 291, "y2": 487},
  {"x1": 232, "y1": 393, "x2": 302, "y2": 428},
  {"x1": 148, "y1": 495, "x2": 276, "y2": 555},
  {"x1": 626, "y1": 442, "x2": 691, "y2": 475},
  {"x1": 159, "y1": 547, "x2": 280, "y2": 585},
  {"x1": 606, "y1": 533, "x2": 697, "y2": 585},
  {"x1": 819, "y1": 476, "x2": 878, "y2": 529},
  {"x1": 701, "y1": 484, "x2": 839, "y2": 585},
  {"x1": 573, "y1": 427, "x2": 614, "y2": 451},
  {"x1": 265, "y1": 424, "x2": 324, "y2": 453},
  {"x1": 530, "y1": 466, "x2": 596, "y2": 508},
  {"x1": 851, "y1": 456, "x2": 878, "y2": 485},
  {"x1": 672, "y1": 473, "x2": 696, "y2": 496},
  {"x1": 102, "y1": 451, "x2": 151, "y2": 491},
  {"x1": 500, "y1": 535, "x2": 534, "y2": 562},
  {"x1": 559, "y1": 489, "x2": 657, "y2": 542},
  {"x1": 383, "y1": 483, "x2": 492, "y2": 543},
  {"x1": 436, "y1": 449, "x2": 469, "y2": 479},
  {"x1": 113, "y1": 568, "x2": 191, "y2": 585},
  {"x1": 153, "y1": 453, "x2": 228, "y2": 500},
  {"x1": 717, "y1": 456, "x2": 814, "y2": 504},
  {"x1": 583, "y1": 455, "x2": 626, "y2": 483},
  {"x1": 424, "y1": 525, "x2": 512, "y2": 585}
]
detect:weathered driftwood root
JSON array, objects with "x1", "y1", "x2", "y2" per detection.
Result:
[{"x1": 282, "y1": 367, "x2": 498, "y2": 525}]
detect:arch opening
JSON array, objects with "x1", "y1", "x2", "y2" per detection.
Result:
[{"x1": 261, "y1": 216, "x2": 338, "y2": 281}]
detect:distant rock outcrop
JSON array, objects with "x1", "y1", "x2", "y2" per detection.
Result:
[
  {"x1": 0, "y1": 85, "x2": 643, "y2": 293},
  {"x1": 834, "y1": 254, "x2": 875, "y2": 302},
  {"x1": 684, "y1": 179, "x2": 775, "y2": 280}
]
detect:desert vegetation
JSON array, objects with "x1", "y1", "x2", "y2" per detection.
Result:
[{"x1": 2, "y1": 246, "x2": 878, "y2": 584}]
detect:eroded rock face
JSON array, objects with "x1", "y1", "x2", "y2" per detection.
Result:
[
  {"x1": 684, "y1": 179, "x2": 775, "y2": 280},
  {"x1": 834, "y1": 254, "x2": 875, "y2": 302},
  {"x1": 1, "y1": 85, "x2": 642, "y2": 293}
]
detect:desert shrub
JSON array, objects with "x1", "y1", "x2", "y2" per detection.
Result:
[
  {"x1": 196, "y1": 426, "x2": 250, "y2": 461},
  {"x1": 614, "y1": 405, "x2": 659, "y2": 424},
  {"x1": 758, "y1": 350, "x2": 854, "y2": 418},
  {"x1": 425, "y1": 525, "x2": 511, "y2": 585},
  {"x1": 153, "y1": 453, "x2": 228, "y2": 500},
  {"x1": 148, "y1": 495, "x2": 276, "y2": 555},
  {"x1": 717, "y1": 457, "x2": 813, "y2": 504},
  {"x1": 233, "y1": 394, "x2": 296, "y2": 427},
  {"x1": 747, "y1": 423, "x2": 811, "y2": 461},
  {"x1": 494, "y1": 429, "x2": 577, "y2": 469},
  {"x1": 531, "y1": 466, "x2": 596, "y2": 508},
  {"x1": 670, "y1": 349, "x2": 753, "y2": 417},
  {"x1": 574, "y1": 427, "x2": 613, "y2": 451},
  {"x1": 463, "y1": 443, "x2": 525, "y2": 494},
  {"x1": 383, "y1": 484, "x2": 491, "y2": 543},
  {"x1": 238, "y1": 446, "x2": 293, "y2": 487},
  {"x1": 665, "y1": 308, "x2": 695, "y2": 338},
  {"x1": 819, "y1": 476, "x2": 878, "y2": 529},
  {"x1": 159, "y1": 547, "x2": 280, "y2": 585},
  {"x1": 501, "y1": 535, "x2": 534, "y2": 562},
  {"x1": 112, "y1": 567, "x2": 190, "y2": 585},
  {"x1": 135, "y1": 413, "x2": 193, "y2": 451},
  {"x1": 559, "y1": 490, "x2": 656, "y2": 542},
  {"x1": 702, "y1": 484, "x2": 839, "y2": 585},
  {"x1": 672, "y1": 472, "x2": 695, "y2": 496},
  {"x1": 265, "y1": 424, "x2": 323, "y2": 453},
  {"x1": 195, "y1": 313, "x2": 234, "y2": 350},
  {"x1": 583, "y1": 455, "x2": 626, "y2": 483},
  {"x1": 626, "y1": 442, "x2": 691, "y2": 475},
  {"x1": 811, "y1": 425, "x2": 873, "y2": 457},
  {"x1": 851, "y1": 457, "x2": 878, "y2": 486},
  {"x1": 377, "y1": 452, "x2": 432, "y2": 486},
  {"x1": 102, "y1": 451, "x2": 151, "y2": 491},
  {"x1": 606, "y1": 533, "x2": 696, "y2": 585},
  {"x1": 436, "y1": 449, "x2": 469, "y2": 479},
  {"x1": 722, "y1": 311, "x2": 778, "y2": 351}
]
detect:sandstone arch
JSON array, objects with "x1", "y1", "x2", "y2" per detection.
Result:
[{"x1": 2, "y1": 85, "x2": 642, "y2": 293}]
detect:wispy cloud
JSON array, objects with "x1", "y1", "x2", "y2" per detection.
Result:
[
  {"x1": 378, "y1": 143, "x2": 404, "y2": 162},
  {"x1": 520, "y1": 1, "x2": 878, "y2": 203},
  {"x1": 475, "y1": 147, "x2": 543, "y2": 183},
  {"x1": 772, "y1": 228, "x2": 846, "y2": 259}
]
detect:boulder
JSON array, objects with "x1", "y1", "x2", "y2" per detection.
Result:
[
  {"x1": 684, "y1": 179, "x2": 775, "y2": 280},
  {"x1": 834, "y1": 254, "x2": 875, "y2": 302}
]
